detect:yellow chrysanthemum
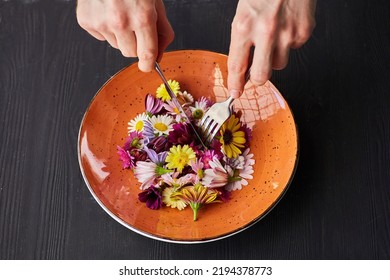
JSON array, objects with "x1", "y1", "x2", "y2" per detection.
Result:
[
  {"x1": 162, "y1": 187, "x2": 187, "y2": 210},
  {"x1": 156, "y1": 80, "x2": 180, "y2": 101},
  {"x1": 220, "y1": 115, "x2": 246, "y2": 158},
  {"x1": 165, "y1": 145, "x2": 196, "y2": 173}
]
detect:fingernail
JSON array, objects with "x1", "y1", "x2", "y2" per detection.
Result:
[{"x1": 229, "y1": 89, "x2": 240, "y2": 98}]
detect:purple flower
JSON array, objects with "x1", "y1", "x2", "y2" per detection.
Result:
[
  {"x1": 130, "y1": 149, "x2": 148, "y2": 162},
  {"x1": 142, "y1": 120, "x2": 156, "y2": 144},
  {"x1": 117, "y1": 146, "x2": 135, "y2": 169},
  {"x1": 148, "y1": 135, "x2": 171, "y2": 154},
  {"x1": 144, "y1": 146, "x2": 167, "y2": 165},
  {"x1": 145, "y1": 94, "x2": 164, "y2": 115},
  {"x1": 168, "y1": 123, "x2": 193, "y2": 145},
  {"x1": 138, "y1": 185, "x2": 162, "y2": 210}
]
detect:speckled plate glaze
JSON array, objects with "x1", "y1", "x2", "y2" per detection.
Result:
[{"x1": 78, "y1": 50, "x2": 298, "y2": 243}]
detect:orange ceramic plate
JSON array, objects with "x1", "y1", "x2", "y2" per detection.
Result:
[{"x1": 78, "y1": 50, "x2": 298, "y2": 243}]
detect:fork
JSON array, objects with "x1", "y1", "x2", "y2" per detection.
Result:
[
  {"x1": 199, "y1": 96, "x2": 234, "y2": 144},
  {"x1": 199, "y1": 70, "x2": 251, "y2": 145}
]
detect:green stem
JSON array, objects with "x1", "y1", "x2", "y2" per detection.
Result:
[
  {"x1": 190, "y1": 202, "x2": 201, "y2": 221},
  {"x1": 228, "y1": 176, "x2": 242, "y2": 183}
]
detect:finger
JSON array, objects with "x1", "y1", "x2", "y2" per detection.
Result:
[
  {"x1": 155, "y1": 0, "x2": 175, "y2": 62},
  {"x1": 227, "y1": 23, "x2": 252, "y2": 98},
  {"x1": 272, "y1": 34, "x2": 291, "y2": 70},
  {"x1": 250, "y1": 36, "x2": 274, "y2": 86},
  {"x1": 134, "y1": 25, "x2": 158, "y2": 72},
  {"x1": 115, "y1": 30, "x2": 137, "y2": 57},
  {"x1": 272, "y1": 45, "x2": 289, "y2": 70},
  {"x1": 156, "y1": 18, "x2": 174, "y2": 62},
  {"x1": 85, "y1": 29, "x2": 106, "y2": 41},
  {"x1": 100, "y1": 31, "x2": 119, "y2": 49}
]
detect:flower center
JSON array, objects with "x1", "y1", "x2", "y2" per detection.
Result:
[
  {"x1": 131, "y1": 137, "x2": 141, "y2": 148},
  {"x1": 222, "y1": 130, "x2": 233, "y2": 144},
  {"x1": 197, "y1": 169, "x2": 204, "y2": 179},
  {"x1": 173, "y1": 107, "x2": 180, "y2": 114},
  {"x1": 192, "y1": 109, "x2": 204, "y2": 119},
  {"x1": 135, "y1": 121, "x2": 144, "y2": 131},
  {"x1": 175, "y1": 154, "x2": 188, "y2": 165},
  {"x1": 154, "y1": 122, "x2": 168, "y2": 132}
]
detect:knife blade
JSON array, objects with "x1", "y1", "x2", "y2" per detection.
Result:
[{"x1": 154, "y1": 62, "x2": 207, "y2": 149}]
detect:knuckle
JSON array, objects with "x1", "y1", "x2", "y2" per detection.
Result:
[
  {"x1": 109, "y1": 12, "x2": 128, "y2": 31},
  {"x1": 138, "y1": 49, "x2": 156, "y2": 61},
  {"x1": 258, "y1": 19, "x2": 278, "y2": 39},
  {"x1": 228, "y1": 61, "x2": 247, "y2": 75},
  {"x1": 232, "y1": 15, "x2": 252, "y2": 36},
  {"x1": 250, "y1": 70, "x2": 270, "y2": 86},
  {"x1": 135, "y1": 9, "x2": 157, "y2": 29}
]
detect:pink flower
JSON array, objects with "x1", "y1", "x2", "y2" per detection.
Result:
[
  {"x1": 190, "y1": 158, "x2": 204, "y2": 183},
  {"x1": 201, "y1": 157, "x2": 229, "y2": 188},
  {"x1": 200, "y1": 146, "x2": 222, "y2": 169},
  {"x1": 161, "y1": 173, "x2": 195, "y2": 189},
  {"x1": 117, "y1": 146, "x2": 135, "y2": 169},
  {"x1": 224, "y1": 148, "x2": 255, "y2": 191},
  {"x1": 163, "y1": 100, "x2": 183, "y2": 122}
]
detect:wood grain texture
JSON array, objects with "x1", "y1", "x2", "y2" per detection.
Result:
[{"x1": 1, "y1": 0, "x2": 390, "y2": 259}]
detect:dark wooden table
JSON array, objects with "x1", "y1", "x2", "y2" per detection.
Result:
[{"x1": 1, "y1": 0, "x2": 390, "y2": 260}]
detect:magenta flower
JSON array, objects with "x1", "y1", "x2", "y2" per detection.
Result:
[
  {"x1": 200, "y1": 147, "x2": 222, "y2": 169},
  {"x1": 123, "y1": 131, "x2": 143, "y2": 150},
  {"x1": 168, "y1": 123, "x2": 193, "y2": 145},
  {"x1": 241, "y1": 123, "x2": 253, "y2": 148},
  {"x1": 217, "y1": 187, "x2": 231, "y2": 202},
  {"x1": 138, "y1": 185, "x2": 162, "y2": 210},
  {"x1": 117, "y1": 146, "x2": 135, "y2": 169},
  {"x1": 145, "y1": 93, "x2": 164, "y2": 115}
]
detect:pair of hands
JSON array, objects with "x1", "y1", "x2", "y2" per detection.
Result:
[{"x1": 77, "y1": 0, "x2": 316, "y2": 98}]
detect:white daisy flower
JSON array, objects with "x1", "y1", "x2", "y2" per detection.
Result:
[
  {"x1": 190, "y1": 96, "x2": 211, "y2": 120},
  {"x1": 178, "y1": 90, "x2": 194, "y2": 105},
  {"x1": 149, "y1": 114, "x2": 174, "y2": 136},
  {"x1": 128, "y1": 112, "x2": 148, "y2": 134}
]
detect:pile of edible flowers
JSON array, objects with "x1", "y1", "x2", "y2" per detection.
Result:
[{"x1": 117, "y1": 80, "x2": 255, "y2": 221}]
